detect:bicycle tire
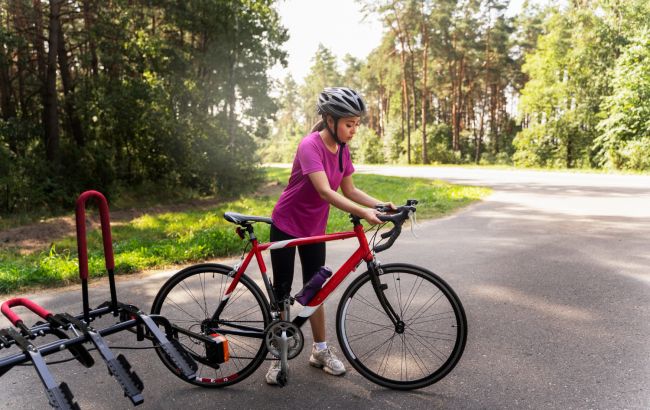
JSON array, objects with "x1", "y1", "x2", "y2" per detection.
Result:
[
  {"x1": 336, "y1": 263, "x2": 467, "y2": 390},
  {"x1": 151, "y1": 263, "x2": 271, "y2": 387}
]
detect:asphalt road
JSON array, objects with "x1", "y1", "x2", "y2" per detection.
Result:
[{"x1": 1, "y1": 166, "x2": 649, "y2": 409}]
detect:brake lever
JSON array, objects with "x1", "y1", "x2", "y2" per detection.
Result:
[{"x1": 408, "y1": 210, "x2": 418, "y2": 238}]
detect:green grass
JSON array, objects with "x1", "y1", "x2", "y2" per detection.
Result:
[{"x1": 0, "y1": 168, "x2": 490, "y2": 294}]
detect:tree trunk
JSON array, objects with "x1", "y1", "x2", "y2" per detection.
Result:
[
  {"x1": 420, "y1": 33, "x2": 429, "y2": 164},
  {"x1": 0, "y1": 42, "x2": 16, "y2": 121},
  {"x1": 391, "y1": 9, "x2": 411, "y2": 164},
  {"x1": 32, "y1": 0, "x2": 60, "y2": 162},
  {"x1": 82, "y1": 0, "x2": 98, "y2": 77},
  {"x1": 490, "y1": 83, "x2": 498, "y2": 153},
  {"x1": 404, "y1": 34, "x2": 417, "y2": 132},
  {"x1": 43, "y1": 0, "x2": 62, "y2": 163},
  {"x1": 57, "y1": 14, "x2": 84, "y2": 147}
]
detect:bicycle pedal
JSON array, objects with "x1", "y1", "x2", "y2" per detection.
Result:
[
  {"x1": 46, "y1": 382, "x2": 80, "y2": 410},
  {"x1": 277, "y1": 370, "x2": 288, "y2": 387},
  {"x1": 106, "y1": 354, "x2": 144, "y2": 405}
]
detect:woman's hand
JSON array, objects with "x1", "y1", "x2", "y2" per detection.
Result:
[
  {"x1": 362, "y1": 208, "x2": 383, "y2": 225},
  {"x1": 374, "y1": 202, "x2": 397, "y2": 213}
]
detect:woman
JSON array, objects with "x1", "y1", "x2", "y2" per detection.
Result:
[{"x1": 267, "y1": 87, "x2": 394, "y2": 384}]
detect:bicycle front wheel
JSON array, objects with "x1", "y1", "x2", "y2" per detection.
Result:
[
  {"x1": 151, "y1": 263, "x2": 271, "y2": 387},
  {"x1": 336, "y1": 263, "x2": 467, "y2": 390}
]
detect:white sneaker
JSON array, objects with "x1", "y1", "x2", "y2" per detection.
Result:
[
  {"x1": 265, "y1": 361, "x2": 283, "y2": 385},
  {"x1": 309, "y1": 346, "x2": 346, "y2": 376}
]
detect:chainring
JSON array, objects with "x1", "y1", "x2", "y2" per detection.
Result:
[{"x1": 264, "y1": 320, "x2": 304, "y2": 360}]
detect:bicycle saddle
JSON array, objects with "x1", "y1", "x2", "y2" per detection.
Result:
[{"x1": 223, "y1": 212, "x2": 272, "y2": 225}]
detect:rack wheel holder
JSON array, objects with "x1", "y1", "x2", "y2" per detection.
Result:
[{"x1": 0, "y1": 191, "x2": 204, "y2": 408}]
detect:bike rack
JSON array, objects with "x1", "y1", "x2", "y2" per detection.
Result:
[{"x1": 0, "y1": 190, "x2": 223, "y2": 409}]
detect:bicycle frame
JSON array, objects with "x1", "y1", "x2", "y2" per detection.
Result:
[{"x1": 209, "y1": 220, "x2": 374, "y2": 337}]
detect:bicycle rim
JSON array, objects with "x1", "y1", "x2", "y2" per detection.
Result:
[
  {"x1": 151, "y1": 263, "x2": 270, "y2": 387},
  {"x1": 336, "y1": 263, "x2": 467, "y2": 390}
]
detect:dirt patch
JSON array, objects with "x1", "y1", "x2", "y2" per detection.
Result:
[{"x1": 0, "y1": 181, "x2": 285, "y2": 255}]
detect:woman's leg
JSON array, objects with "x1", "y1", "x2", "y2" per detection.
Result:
[
  {"x1": 297, "y1": 242, "x2": 326, "y2": 342},
  {"x1": 269, "y1": 224, "x2": 296, "y2": 307},
  {"x1": 298, "y1": 241, "x2": 345, "y2": 375}
]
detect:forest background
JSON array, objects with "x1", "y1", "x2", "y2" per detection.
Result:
[{"x1": 1, "y1": 0, "x2": 649, "y2": 216}]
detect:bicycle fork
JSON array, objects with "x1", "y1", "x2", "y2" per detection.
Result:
[{"x1": 367, "y1": 260, "x2": 405, "y2": 333}]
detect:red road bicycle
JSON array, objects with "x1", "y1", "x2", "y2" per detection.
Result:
[{"x1": 151, "y1": 200, "x2": 467, "y2": 390}]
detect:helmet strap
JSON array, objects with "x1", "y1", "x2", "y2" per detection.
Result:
[{"x1": 324, "y1": 116, "x2": 345, "y2": 172}]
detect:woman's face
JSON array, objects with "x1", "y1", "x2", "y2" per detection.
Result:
[{"x1": 330, "y1": 116, "x2": 361, "y2": 143}]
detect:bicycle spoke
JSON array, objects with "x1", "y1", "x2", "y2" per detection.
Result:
[
  {"x1": 179, "y1": 280, "x2": 209, "y2": 317},
  {"x1": 346, "y1": 325, "x2": 394, "y2": 343},
  {"x1": 400, "y1": 275, "x2": 424, "y2": 318},
  {"x1": 353, "y1": 292, "x2": 391, "y2": 316},
  {"x1": 378, "y1": 333, "x2": 396, "y2": 377},
  {"x1": 344, "y1": 311, "x2": 392, "y2": 329},
  {"x1": 401, "y1": 332, "x2": 430, "y2": 377},
  {"x1": 164, "y1": 297, "x2": 204, "y2": 322},
  {"x1": 199, "y1": 273, "x2": 209, "y2": 320},
  {"x1": 357, "y1": 334, "x2": 397, "y2": 362},
  {"x1": 409, "y1": 311, "x2": 455, "y2": 326},
  {"x1": 406, "y1": 328, "x2": 450, "y2": 363},
  {"x1": 407, "y1": 326, "x2": 455, "y2": 341},
  {"x1": 406, "y1": 291, "x2": 444, "y2": 324}
]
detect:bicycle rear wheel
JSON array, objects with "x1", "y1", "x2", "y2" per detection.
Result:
[
  {"x1": 151, "y1": 263, "x2": 270, "y2": 387},
  {"x1": 336, "y1": 263, "x2": 467, "y2": 390}
]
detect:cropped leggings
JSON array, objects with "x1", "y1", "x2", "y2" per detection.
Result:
[{"x1": 270, "y1": 224, "x2": 325, "y2": 302}]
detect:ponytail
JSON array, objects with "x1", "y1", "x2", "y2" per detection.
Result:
[{"x1": 310, "y1": 118, "x2": 326, "y2": 132}]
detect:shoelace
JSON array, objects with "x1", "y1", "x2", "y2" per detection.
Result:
[{"x1": 319, "y1": 347, "x2": 340, "y2": 366}]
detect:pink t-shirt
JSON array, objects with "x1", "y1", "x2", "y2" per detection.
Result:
[{"x1": 272, "y1": 131, "x2": 355, "y2": 237}]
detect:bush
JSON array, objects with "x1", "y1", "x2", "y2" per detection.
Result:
[
  {"x1": 397, "y1": 123, "x2": 456, "y2": 164},
  {"x1": 620, "y1": 137, "x2": 650, "y2": 170},
  {"x1": 350, "y1": 126, "x2": 385, "y2": 164}
]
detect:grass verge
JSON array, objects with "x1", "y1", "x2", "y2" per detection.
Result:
[{"x1": 0, "y1": 167, "x2": 490, "y2": 294}]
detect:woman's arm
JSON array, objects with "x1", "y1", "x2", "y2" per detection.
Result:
[
  {"x1": 307, "y1": 172, "x2": 382, "y2": 224},
  {"x1": 340, "y1": 175, "x2": 394, "y2": 209}
]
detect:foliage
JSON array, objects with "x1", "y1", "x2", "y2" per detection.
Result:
[
  {"x1": 515, "y1": 0, "x2": 650, "y2": 171},
  {"x1": 596, "y1": 28, "x2": 650, "y2": 170},
  {"x1": 349, "y1": 127, "x2": 385, "y2": 164},
  {"x1": 0, "y1": 1, "x2": 288, "y2": 214},
  {"x1": 260, "y1": 0, "x2": 531, "y2": 167}
]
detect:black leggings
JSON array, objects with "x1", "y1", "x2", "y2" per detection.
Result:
[{"x1": 270, "y1": 224, "x2": 326, "y2": 301}]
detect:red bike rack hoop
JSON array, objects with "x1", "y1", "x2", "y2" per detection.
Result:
[
  {"x1": 75, "y1": 190, "x2": 114, "y2": 281},
  {"x1": 1, "y1": 298, "x2": 53, "y2": 330},
  {"x1": 75, "y1": 190, "x2": 118, "y2": 320}
]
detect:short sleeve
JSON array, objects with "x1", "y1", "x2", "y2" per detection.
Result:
[
  {"x1": 297, "y1": 138, "x2": 324, "y2": 175},
  {"x1": 343, "y1": 145, "x2": 355, "y2": 177}
]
